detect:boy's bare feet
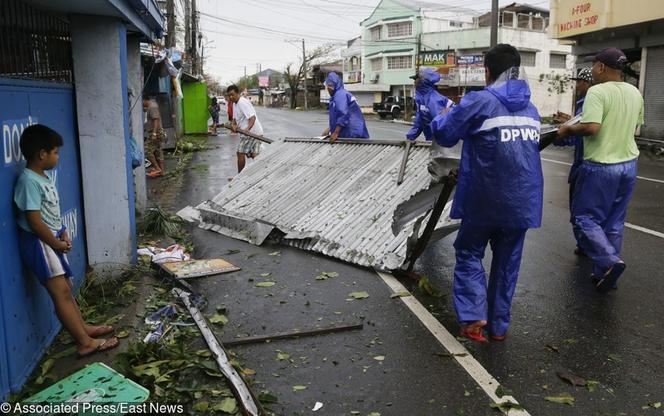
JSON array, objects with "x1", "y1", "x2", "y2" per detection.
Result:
[
  {"x1": 85, "y1": 325, "x2": 114, "y2": 338},
  {"x1": 77, "y1": 337, "x2": 119, "y2": 358}
]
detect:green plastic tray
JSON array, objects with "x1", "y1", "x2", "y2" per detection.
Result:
[{"x1": 24, "y1": 362, "x2": 149, "y2": 415}]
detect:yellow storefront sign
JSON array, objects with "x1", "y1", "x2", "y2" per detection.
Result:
[{"x1": 553, "y1": 0, "x2": 664, "y2": 38}]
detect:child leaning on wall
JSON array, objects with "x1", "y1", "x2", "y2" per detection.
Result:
[{"x1": 13, "y1": 124, "x2": 119, "y2": 358}]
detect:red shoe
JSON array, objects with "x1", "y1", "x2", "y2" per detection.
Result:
[
  {"x1": 147, "y1": 169, "x2": 163, "y2": 178},
  {"x1": 460, "y1": 320, "x2": 488, "y2": 343},
  {"x1": 491, "y1": 334, "x2": 507, "y2": 341}
]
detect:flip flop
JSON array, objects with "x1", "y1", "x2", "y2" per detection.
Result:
[
  {"x1": 88, "y1": 325, "x2": 114, "y2": 338},
  {"x1": 459, "y1": 320, "x2": 488, "y2": 343},
  {"x1": 147, "y1": 170, "x2": 163, "y2": 178},
  {"x1": 596, "y1": 261, "x2": 626, "y2": 293},
  {"x1": 76, "y1": 337, "x2": 119, "y2": 359}
]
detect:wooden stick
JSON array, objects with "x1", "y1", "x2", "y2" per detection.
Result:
[
  {"x1": 397, "y1": 140, "x2": 412, "y2": 185},
  {"x1": 222, "y1": 123, "x2": 274, "y2": 144},
  {"x1": 222, "y1": 323, "x2": 364, "y2": 347}
]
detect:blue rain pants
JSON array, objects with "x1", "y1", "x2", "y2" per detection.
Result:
[
  {"x1": 571, "y1": 159, "x2": 637, "y2": 276},
  {"x1": 453, "y1": 223, "x2": 527, "y2": 337}
]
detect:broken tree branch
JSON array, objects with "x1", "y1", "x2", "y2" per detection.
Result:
[{"x1": 222, "y1": 323, "x2": 364, "y2": 347}]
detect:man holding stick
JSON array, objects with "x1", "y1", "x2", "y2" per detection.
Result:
[{"x1": 227, "y1": 84, "x2": 264, "y2": 173}]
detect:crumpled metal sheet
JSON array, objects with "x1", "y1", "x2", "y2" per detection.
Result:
[{"x1": 194, "y1": 139, "x2": 460, "y2": 270}]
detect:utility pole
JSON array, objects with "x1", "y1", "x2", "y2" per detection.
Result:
[
  {"x1": 184, "y1": 0, "x2": 191, "y2": 62},
  {"x1": 490, "y1": 0, "x2": 499, "y2": 47},
  {"x1": 302, "y1": 38, "x2": 307, "y2": 110},
  {"x1": 166, "y1": 0, "x2": 175, "y2": 48},
  {"x1": 191, "y1": 0, "x2": 198, "y2": 75}
]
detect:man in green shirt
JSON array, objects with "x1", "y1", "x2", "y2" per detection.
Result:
[{"x1": 557, "y1": 48, "x2": 644, "y2": 293}]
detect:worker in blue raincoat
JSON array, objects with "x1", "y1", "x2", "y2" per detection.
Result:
[
  {"x1": 554, "y1": 67, "x2": 593, "y2": 256},
  {"x1": 322, "y1": 72, "x2": 369, "y2": 143},
  {"x1": 406, "y1": 67, "x2": 454, "y2": 141},
  {"x1": 431, "y1": 44, "x2": 543, "y2": 342}
]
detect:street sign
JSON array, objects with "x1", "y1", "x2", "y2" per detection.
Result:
[{"x1": 417, "y1": 50, "x2": 455, "y2": 68}]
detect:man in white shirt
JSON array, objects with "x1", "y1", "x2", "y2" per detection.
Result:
[{"x1": 227, "y1": 84, "x2": 264, "y2": 172}]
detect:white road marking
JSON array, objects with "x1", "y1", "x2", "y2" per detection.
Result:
[
  {"x1": 541, "y1": 158, "x2": 664, "y2": 184},
  {"x1": 376, "y1": 271, "x2": 531, "y2": 416},
  {"x1": 625, "y1": 222, "x2": 664, "y2": 239}
]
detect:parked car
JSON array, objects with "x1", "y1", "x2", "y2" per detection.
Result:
[{"x1": 373, "y1": 96, "x2": 415, "y2": 120}]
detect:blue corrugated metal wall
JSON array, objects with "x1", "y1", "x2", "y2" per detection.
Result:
[{"x1": 0, "y1": 78, "x2": 86, "y2": 400}]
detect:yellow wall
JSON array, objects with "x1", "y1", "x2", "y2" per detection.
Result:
[{"x1": 552, "y1": 0, "x2": 664, "y2": 38}]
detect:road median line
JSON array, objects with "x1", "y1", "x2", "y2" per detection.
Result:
[{"x1": 376, "y1": 271, "x2": 531, "y2": 416}]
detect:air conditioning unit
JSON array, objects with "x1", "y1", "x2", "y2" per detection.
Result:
[{"x1": 370, "y1": 73, "x2": 379, "y2": 83}]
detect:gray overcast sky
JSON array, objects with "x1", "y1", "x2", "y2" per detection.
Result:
[{"x1": 198, "y1": 0, "x2": 549, "y2": 85}]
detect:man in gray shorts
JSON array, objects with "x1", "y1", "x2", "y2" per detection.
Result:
[{"x1": 227, "y1": 84, "x2": 263, "y2": 173}]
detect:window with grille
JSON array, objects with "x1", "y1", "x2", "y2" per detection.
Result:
[
  {"x1": 449, "y1": 20, "x2": 464, "y2": 28},
  {"x1": 387, "y1": 21, "x2": 412, "y2": 38},
  {"x1": 349, "y1": 56, "x2": 359, "y2": 71},
  {"x1": 370, "y1": 58, "x2": 382, "y2": 71},
  {"x1": 387, "y1": 55, "x2": 412, "y2": 70},
  {"x1": 0, "y1": 0, "x2": 73, "y2": 83},
  {"x1": 520, "y1": 51, "x2": 536, "y2": 67},
  {"x1": 370, "y1": 26, "x2": 381, "y2": 41},
  {"x1": 550, "y1": 53, "x2": 566, "y2": 69}
]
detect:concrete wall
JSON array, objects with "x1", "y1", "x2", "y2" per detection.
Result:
[
  {"x1": 70, "y1": 15, "x2": 136, "y2": 269},
  {"x1": 127, "y1": 37, "x2": 146, "y2": 213}
]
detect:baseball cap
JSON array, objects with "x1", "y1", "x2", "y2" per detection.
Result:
[
  {"x1": 570, "y1": 67, "x2": 593, "y2": 82},
  {"x1": 590, "y1": 47, "x2": 628, "y2": 69}
]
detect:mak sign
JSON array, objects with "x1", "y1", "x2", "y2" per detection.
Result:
[{"x1": 417, "y1": 50, "x2": 455, "y2": 68}]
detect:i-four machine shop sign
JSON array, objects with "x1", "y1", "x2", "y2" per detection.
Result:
[{"x1": 418, "y1": 51, "x2": 486, "y2": 85}]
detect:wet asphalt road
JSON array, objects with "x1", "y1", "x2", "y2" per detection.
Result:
[{"x1": 171, "y1": 107, "x2": 664, "y2": 415}]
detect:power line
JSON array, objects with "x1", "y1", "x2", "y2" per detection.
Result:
[{"x1": 199, "y1": 11, "x2": 347, "y2": 42}]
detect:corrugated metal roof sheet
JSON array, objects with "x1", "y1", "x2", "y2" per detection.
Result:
[{"x1": 194, "y1": 138, "x2": 459, "y2": 270}]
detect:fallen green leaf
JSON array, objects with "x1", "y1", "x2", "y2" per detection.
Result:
[
  {"x1": 390, "y1": 291, "x2": 411, "y2": 298},
  {"x1": 116, "y1": 330, "x2": 130, "y2": 338},
  {"x1": 489, "y1": 401, "x2": 525, "y2": 412},
  {"x1": 418, "y1": 277, "x2": 442, "y2": 297},
  {"x1": 258, "y1": 391, "x2": 278, "y2": 403},
  {"x1": 348, "y1": 291, "x2": 370, "y2": 300},
  {"x1": 368, "y1": 412, "x2": 381, "y2": 416},
  {"x1": 260, "y1": 273, "x2": 271, "y2": 277},
  {"x1": 545, "y1": 392, "x2": 575, "y2": 405},
  {"x1": 586, "y1": 380, "x2": 599, "y2": 392},
  {"x1": 212, "y1": 397, "x2": 237, "y2": 413},
  {"x1": 209, "y1": 313, "x2": 229, "y2": 325},
  {"x1": 292, "y1": 385, "x2": 307, "y2": 392},
  {"x1": 607, "y1": 353, "x2": 622, "y2": 362},
  {"x1": 269, "y1": 251, "x2": 281, "y2": 256},
  {"x1": 315, "y1": 271, "x2": 339, "y2": 280},
  {"x1": 495, "y1": 385, "x2": 513, "y2": 398},
  {"x1": 256, "y1": 281, "x2": 276, "y2": 287},
  {"x1": 373, "y1": 355, "x2": 385, "y2": 361},
  {"x1": 276, "y1": 351, "x2": 290, "y2": 360},
  {"x1": 192, "y1": 401, "x2": 209, "y2": 412}
]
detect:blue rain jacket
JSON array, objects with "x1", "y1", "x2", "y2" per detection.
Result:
[
  {"x1": 431, "y1": 77, "x2": 543, "y2": 228},
  {"x1": 407, "y1": 68, "x2": 453, "y2": 141},
  {"x1": 325, "y1": 73, "x2": 369, "y2": 139}
]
